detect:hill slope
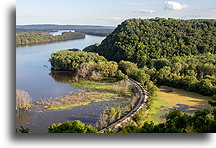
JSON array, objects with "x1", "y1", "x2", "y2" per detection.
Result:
[{"x1": 96, "y1": 18, "x2": 216, "y2": 66}]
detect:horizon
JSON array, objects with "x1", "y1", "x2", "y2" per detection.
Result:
[{"x1": 16, "y1": 17, "x2": 216, "y2": 27}]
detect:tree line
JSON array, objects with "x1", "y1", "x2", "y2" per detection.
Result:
[
  {"x1": 16, "y1": 31, "x2": 85, "y2": 46},
  {"x1": 75, "y1": 29, "x2": 113, "y2": 36}
]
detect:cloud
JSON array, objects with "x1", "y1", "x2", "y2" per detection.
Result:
[
  {"x1": 135, "y1": 9, "x2": 155, "y2": 14},
  {"x1": 164, "y1": 1, "x2": 189, "y2": 10}
]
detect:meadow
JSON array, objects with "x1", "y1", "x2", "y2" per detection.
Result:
[{"x1": 145, "y1": 85, "x2": 212, "y2": 124}]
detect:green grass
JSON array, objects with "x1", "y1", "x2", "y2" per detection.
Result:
[
  {"x1": 70, "y1": 78, "x2": 123, "y2": 92},
  {"x1": 47, "y1": 101, "x2": 92, "y2": 111},
  {"x1": 145, "y1": 85, "x2": 212, "y2": 124}
]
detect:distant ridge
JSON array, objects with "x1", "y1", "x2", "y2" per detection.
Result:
[{"x1": 16, "y1": 24, "x2": 115, "y2": 30}]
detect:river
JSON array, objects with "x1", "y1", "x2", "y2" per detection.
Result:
[
  {"x1": 16, "y1": 34, "x2": 105, "y2": 102},
  {"x1": 16, "y1": 33, "x2": 114, "y2": 133}
]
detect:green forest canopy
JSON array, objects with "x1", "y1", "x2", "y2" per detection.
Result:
[
  {"x1": 16, "y1": 31, "x2": 85, "y2": 46},
  {"x1": 94, "y1": 18, "x2": 215, "y2": 63},
  {"x1": 49, "y1": 50, "x2": 107, "y2": 71}
]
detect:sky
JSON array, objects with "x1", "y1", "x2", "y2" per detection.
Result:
[{"x1": 16, "y1": 0, "x2": 216, "y2": 26}]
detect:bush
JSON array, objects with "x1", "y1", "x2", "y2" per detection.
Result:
[
  {"x1": 48, "y1": 120, "x2": 97, "y2": 133},
  {"x1": 115, "y1": 70, "x2": 128, "y2": 80}
]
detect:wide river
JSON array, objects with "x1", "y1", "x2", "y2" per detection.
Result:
[
  {"x1": 16, "y1": 33, "x2": 118, "y2": 133},
  {"x1": 16, "y1": 34, "x2": 105, "y2": 102}
]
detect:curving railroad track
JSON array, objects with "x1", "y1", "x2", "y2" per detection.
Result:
[{"x1": 98, "y1": 79, "x2": 149, "y2": 133}]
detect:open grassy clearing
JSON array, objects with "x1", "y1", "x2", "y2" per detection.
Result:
[{"x1": 145, "y1": 85, "x2": 212, "y2": 124}]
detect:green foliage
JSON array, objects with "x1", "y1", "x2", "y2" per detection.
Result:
[
  {"x1": 16, "y1": 31, "x2": 85, "y2": 46},
  {"x1": 135, "y1": 108, "x2": 147, "y2": 125},
  {"x1": 150, "y1": 54, "x2": 216, "y2": 96},
  {"x1": 96, "y1": 18, "x2": 215, "y2": 63},
  {"x1": 67, "y1": 48, "x2": 80, "y2": 51},
  {"x1": 97, "y1": 61, "x2": 118, "y2": 77},
  {"x1": 118, "y1": 60, "x2": 158, "y2": 94},
  {"x1": 120, "y1": 108, "x2": 216, "y2": 133},
  {"x1": 92, "y1": 18, "x2": 215, "y2": 95},
  {"x1": 209, "y1": 95, "x2": 216, "y2": 107},
  {"x1": 108, "y1": 107, "x2": 117, "y2": 123},
  {"x1": 83, "y1": 43, "x2": 99, "y2": 52},
  {"x1": 17, "y1": 126, "x2": 30, "y2": 133},
  {"x1": 75, "y1": 29, "x2": 113, "y2": 36},
  {"x1": 49, "y1": 50, "x2": 107, "y2": 71},
  {"x1": 115, "y1": 70, "x2": 128, "y2": 80},
  {"x1": 48, "y1": 120, "x2": 97, "y2": 133}
]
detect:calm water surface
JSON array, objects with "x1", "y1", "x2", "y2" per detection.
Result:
[
  {"x1": 16, "y1": 34, "x2": 109, "y2": 133},
  {"x1": 16, "y1": 34, "x2": 105, "y2": 102}
]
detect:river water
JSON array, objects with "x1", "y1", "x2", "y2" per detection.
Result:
[
  {"x1": 16, "y1": 33, "x2": 113, "y2": 133},
  {"x1": 16, "y1": 34, "x2": 105, "y2": 102}
]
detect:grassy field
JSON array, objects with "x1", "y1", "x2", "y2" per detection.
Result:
[{"x1": 145, "y1": 85, "x2": 212, "y2": 124}]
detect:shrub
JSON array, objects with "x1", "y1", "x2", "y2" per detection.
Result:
[
  {"x1": 48, "y1": 120, "x2": 97, "y2": 133},
  {"x1": 115, "y1": 70, "x2": 128, "y2": 80}
]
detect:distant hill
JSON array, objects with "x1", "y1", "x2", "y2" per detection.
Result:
[
  {"x1": 94, "y1": 18, "x2": 215, "y2": 64},
  {"x1": 16, "y1": 24, "x2": 115, "y2": 31}
]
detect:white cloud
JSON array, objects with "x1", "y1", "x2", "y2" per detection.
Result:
[
  {"x1": 164, "y1": 1, "x2": 189, "y2": 10},
  {"x1": 135, "y1": 9, "x2": 155, "y2": 14}
]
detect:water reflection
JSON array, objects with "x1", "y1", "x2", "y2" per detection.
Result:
[
  {"x1": 16, "y1": 109, "x2": 30, "y2": 128},
  {"x1": 49, "y1": 71, "x2": 79, "y2": 83}
]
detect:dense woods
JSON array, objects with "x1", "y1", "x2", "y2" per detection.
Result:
[
  {"x1": 95, "y1": 18, "x2": 215, "y2": 61},
  {"x1": 49, "y1": 50, "x2": 107, "y2": 71},
  {"x1": 16, "y1": 31, "x2": 85, "y2": 46},
  {"x1": 75, "y1": 29, "x2": 113, "y2": 36}
]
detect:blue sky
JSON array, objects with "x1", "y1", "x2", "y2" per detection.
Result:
[{"x1": 16, "y1": 0, "x2": 216, "y2": 26}]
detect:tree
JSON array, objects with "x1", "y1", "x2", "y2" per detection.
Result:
[
  {"x1": 48, "y1": 120, "x2": 97, "y2": 133},
  {"x1": 197, "y1": 79, "x2": 214, "y2": 95},
  {"x1": 115, "y1": 70, "x2": 128, "y2": 80}
]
